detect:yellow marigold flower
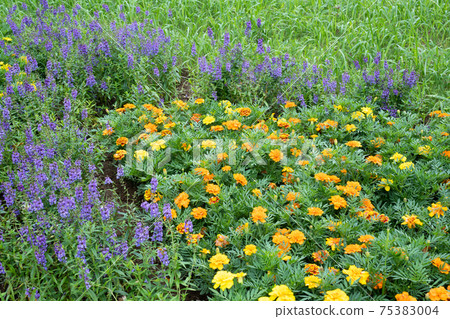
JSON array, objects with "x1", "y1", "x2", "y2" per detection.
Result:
[
  {"x1": 401, "y1": 214, "x2": 423, "y2": 228},
  {"x1": 269, "y1": 285, "x2": 295, "y2": 301},
  {"x1": 418, "y1": 145, "x2": 432, "y2": 155},
  {"x1": 378, "y1": 178, "x2": 393, "y2": 191},
  {"x1": 191, "y1": 207, "x2": 207, "y2": 219},
  {"x1": 113, "y1": 150, "x2": 127, "y2": 160},
  {"x1": 390, "y1": 152, "x2": 406, "y2": 163},
  {"x1": 345, "y1": 124, "x2": 357, "y2": 132},
  {"x1": 200, "y1": 248, "x2": 210, "y2": 255},
  {"x1": 194, "y1": 98, "x2": 204, "y2": 104},
  {"x1": 324, "y1": 289, "x2": 349, "y2": 301},
  {"x1": 222, "y1": 166, "x2": 231, "y2": 172},
  {"x1": 203, "y1": 115, "x2": 215, "y2": 125},
  {"x1": 399, "y1": 161, "x2": 414, "y2": 170},
  {"x1": 2, "y1": 37, "x2": 12, "y2": 42},
  {"x1": 333, "y1": 104, "x2": 343, "y2": 112},
  {"x1": 134, "y1": 150, "x2": 149, "y2": 162},
  {"x1": 343, "y1": 265, "x2": 369, "y2": 285},
  {"x1": 174, "y1": 192, "x2": 190, "y2": 209},
  {"x1": 252, "y1": 188, "x2": 261, "y2": 197},
  {"x1": 351, "y1": 111, "x2": 365, "y2": 121},
  {"x1": 243, "y1": 244, "x2": 257, "y2": 256},
  {"x1": 395, "y1": 292, "x2": 417, "y2": 301},
  {"x1": 282, "y1": 255, "x2": 292, "y2": 261},
  {"x1": 308, "y1": 118, "x2": 318, "y2": 123},
  {"x1": 150, "y1": 139, "x2": 166, "y2": 151},
  {"x1": 428, "y1": 202, "x2": 448, "y2": 218},
  {"x1": 308, "y1": 207, "x2": 324, "y2": 216},
  {"x1": 251, "y1": 206, "x2": 268, "y2": 223},
  {"x1": 298, "y1": 160, "x2": 309, "y2": 166},
  {"x1": 201, "y1": 140, "x2": 216, "y2": 149},
  {"x1": 233, "y1": 173, "x2": 247, "y2": 186},
  {"x1": 361, "y1": 107, "x2": 373, "y2": 115},
  {"x1": 304, "y1": 275, "x2": 321, "y2": 289},
  {"x1": 172, "y1": 100, "x2": 188, "y2": 110},
  {"x1": 345, "y1": 140, "x2": 362, "y2": 148},
  {"x1": 329, "y1": 195, "x2": 347, "y2": 210},
  {"x1": 212, "y1": 271, "x2": 235, "y2": 291},
  {"x1": 241, "y1": 142, "x2": 254, "y2": 152},
  {"x1": 258, "y1": 296, "x2": 271, "y2": 301},
  {"x1": 277, "y1": 118, "x2": 291, "y2": 128},
  {"x1": 209, "y1": 253, "x2": 230, "y2": 270},
  {"x1": 215, "y1": 234, "x2": 229, "y2": 247},
  {"x1": 312, "y1": 250, "x2": 330, "y2": 264}
]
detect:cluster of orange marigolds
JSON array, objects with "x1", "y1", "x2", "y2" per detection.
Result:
[{"x1": 104, "y1": 99, "x2": 449, "y2": 301}]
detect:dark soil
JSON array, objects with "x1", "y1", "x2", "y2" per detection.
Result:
[{"x1": 177, "y1": 68, "x2": 193, "y2": 100}]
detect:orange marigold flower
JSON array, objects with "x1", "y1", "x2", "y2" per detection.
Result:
[
  {"x1": 237, "y1": 107, "x2": 252, "y2": 116},
  {"x1": 344, "y1": 244, "x2": 364, "y2": 254},
  {"x1": 205, "y1": 183, "x2": 220, "y2": 195},
  {"x1": 401, "y1": 214, "x2": 423, "y2": 228},
  {"x1": 113, "y1": 150, "x2": 127, "y2": 160},
  {"x1": 269, "y1": 149, "x2": 283, "y2": 162},
  {"x1": 222, "y1": 165, "x2": 231, "y2": 172},
  {"x1": 191, "y1": 207, "x2": 207, "y2": 219},
  {"x1": 211, "y1": 125, "x2": 224, "y2": 132},
  {"x1": 366, "y1": 155, "x2": 382, "y2": 165},
  {"x1": 427, "y1": 287, "x2": 450, "y2": 301},
  {"x1": 307, "y1": 207, "x2": 324, "y2": 216},
  {"x1": 174, "y1": 192, "x2": 190, "y2": 209},
  {"x1": 217, "y1": 152, "x2": 228, "y2": 163},
  {"x1": 251, "y1": 206, "x2": 268, "y2": 223},
  {"x1": 233, "y1": 173, "x2": 247, "y2": 186},
  {"x1": 144, "y1": 122, "x2": 158, "y2": 133},
  {"x1": 329, "y1": 195, "x2": 347, "y2": 210},
  {"x1": 209, "y1": 196, "x2": 219, "y2": 204},
  {"x1": 123, "y1": 103, "x2": 136, "y2": 109},
  {"x1": 284, "y1": 101, "x2": 296, "y2": 108},
  {"x1": 116, "y1": 137, "x2": 128, "y2": 146},
  {"x1": 358, "y1": 235, "x2": 375, "y2": 243},
  {"x1": 286, "y1": 192, "x2": 297, "y2": 201},
  {"x1": 345, "y1": 140, "x2": 362, "y2": 148},
  {"x1": 395, "y1": 292, "x2": 417, "y2": 301},
  {"x1": 102, "y1": 128, "x2": 114, "y2": 136},
  {"x1": 304, "y1": 264, "x2": 320, "y2": 275},
  {"x1": 215, "y1": 234, "x2": 229, "y2": 247},
  {"x1": 223, "y1": 120, "x2": 242, "y2": 130},
  {"x1": 288, "y1": 230, "x2": 306, "y2": 244},
  {"x1": 326, "y1": 237, "x2": 343, "y2": 251},
  {"x1": 442, "y1": 150, "x2": 450, "y2": 158},
  {"x1": 312, "y1": 250, "x2": 330, "y2": 264},
  {"x1": 190, "y1": 113, "x2": 201, "y2": 122}
]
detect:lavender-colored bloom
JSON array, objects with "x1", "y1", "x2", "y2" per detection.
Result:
[
  {"x1": 257, "y1": 18, "x2": 262, "y2": 28},
  {"x1": 211, "y1": 91, "x2": 217, "y2": 101},
  {"x1": 34, "y1": 234, "x2": 47, "y2": 270},
  {"x1": 141, "y1": 201, "x2": 151, "y2": 212},
  {"x1": 374, "y1": 52, "x2": 381, "y2": 65},
  {"x1": 104, "y1": 177, "x2": 113, "y2": 185},
  {"x1": 149, "y1": 203, "x2": 159, "y2": 218},
  {"x1": 223, "y1": 33, "x2": 230, "y2": 48},
  {"x1": 86, "y1": 74, "x2": 96, "y2": 87},
  {"x1": 100, "y1": 202, "x2": 114, "y2": 221},
  {"x1": 154, "y1": 67, "x2": 160, "y2": 77},
  {"x1": 116, "y1": 166, "x2": 124, "y2": 179},
  {"x1": 0, "y1": 262, "x2": 5, "y2": 274},
  {"x1": 76, "y1": 236, "x2": 87, "y2": 262},
  {"x1": 54, "y1": 243, "x2": 67, "y2": 263},
  {"x1": 244, "y1": 21, "x2": 252, "y2": 36},
  {"x1": 151, "y1": 221, "x2": 163, "y2": 241},
  {"x1": 157, "y1": 248, "x2": 169, "y2": 266},
  {"x1": 134, "y1": 222, "x2": 149, "y2": 247},
  {"x1": 183, "y1": 220, "x2": 193, "y2": 233},
  {"x1": 168, "y1": 9, "x2": 173, "y2": 18},
  {"x1": 163, "y1": 203, "x2": 172, "y2": 220},
  {"x1": 57, "y1": 196, "x2": 76, "y2": 218},
  {"x1": 191, "y1": 42, "x2": 196, "y2": 56},
  {"x1": 101, "y1": 247, "x2": 112, "y2": 261},
  {"x1": 114, "y1": 241, "x2": 128, "y2": 259},
  {"x1": 35, "y1": 290, "x2": 40, "y2": 300},
  {"x1": 81, "y1": 109, "x2": 88, "y2": 120},
  {"x1": 150, "y1": 177, "x2": 158, "y2": 192},
  {"x1": 257, "y1": 39, "x2": 264, "y2": 54}
]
